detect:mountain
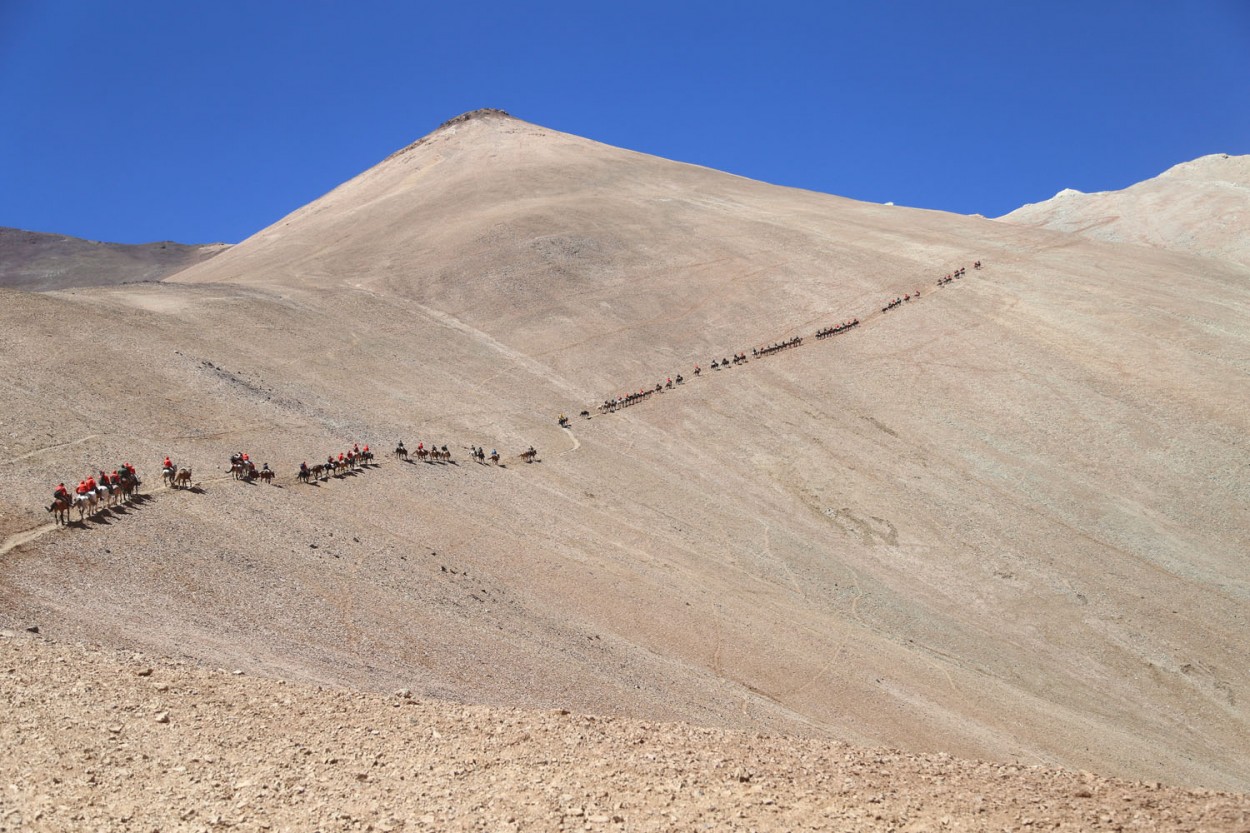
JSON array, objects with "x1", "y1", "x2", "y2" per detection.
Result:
[
  {"x1": 0, "y1": 226, "x2": 228, "y2": 291},
  {"x1": 1, "y1": 111, "x2": 1248, "y2": 794},
  {"x1": 998, "y1": 153, "x2": 1250, "y2": 268}
]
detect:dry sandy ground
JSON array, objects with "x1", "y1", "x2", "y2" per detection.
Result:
[
  {"x1": 0, "y1": 226, "x2": 227, "y2": 292},
  {"x1": 1, "y1": 111, "x2": 1248, "y2": 820},
  {"x1": 4, "y1": 629, "x2": 1248, "y2": 832}
]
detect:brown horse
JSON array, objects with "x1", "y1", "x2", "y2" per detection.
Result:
[
  {"x1": 520, "y1": 448, "x2": 537, "y2": 463},
  {"x1": 47, "y1": 497, "x2": 71, "y2": 526},
  {"x1": 310, "y1": 463, "x2": 326, "y2": 481},
  {"x1": 173, "y1": 468, "x2": 192, "y2": 488},
  {"x1": 258, "y1": 468, "x2": 275, "y2": 484}
]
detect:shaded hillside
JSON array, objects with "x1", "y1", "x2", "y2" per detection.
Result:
[
  {"x1": 2, "y1": 111, "x2": 1248, "y2": 791},
  {"x1": 998, "y1": 153, "x2": 1250, "y2": 269},
  {"x1": 0, "y1": 226, "x2": 228, "y2": 291}
]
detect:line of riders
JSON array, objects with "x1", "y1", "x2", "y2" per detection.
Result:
[
  {"x1": 48, "y1": 463, "x2": 141, "y2": 524},
  {"x1": 393, "y1": 441, "x2": 537, "y2": 464},
  {"x1": 591, "y1": 262, "x2": 983, "y2": 418},
  {"x1": 816, "y1": 318, "x2": 861, "y2": 339},
  {"x1": 293, "y1": 444, "x2": 376, "y2": 483},
  {"x1": 391, "y1": 441, "x2": 455, "y2": 464}
]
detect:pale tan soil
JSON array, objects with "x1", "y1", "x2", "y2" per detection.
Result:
[
  {"x1": 1, "y1": 110, "x2": 1248, "y2": 816},
  {"x1": 3, "y1": 630, "x2": 1248, "y2": 833},
  {"x1": 0, "y1": 227, "x2": 228, "y2": 292}
]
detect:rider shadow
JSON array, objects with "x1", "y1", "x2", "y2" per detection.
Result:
[{"x1": 185, "y1": 485, "x2": 207, "y2": 494}]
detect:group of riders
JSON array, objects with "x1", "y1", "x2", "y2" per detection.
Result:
[
  {"x1": 590, "y1": 261, "x2": 982, "y2": 418},
  {"x1": 817, "y1": 318, "x2": 860, "y2": 339},
  {"x1": 295, "y1": 444, "x2": 374, "y2": 482},
  {"x1": 394, "y1": 441, "x2": 521, "y2": 465},
  {"x1": 228, "y1": 451, "x2": 275, "y2": 483},
  {"x1": 937, "y1": 264, "x2": 974, "y2": 287},
  {"x1": 48, "y1": 263, "x2": 982, "y2": 521},
  {"x1": 49, "y1": 463, "x2": 141, "y2": 523}
]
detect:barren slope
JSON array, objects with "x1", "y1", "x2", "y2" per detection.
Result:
[
  {"x1": 2, "y1": 111, "x2": 1248, "y2": 792},
  {"x1": 998, "y1": 153, "x2": 1250, "y2": 269},
  {"x1": 5, "y1": 630, "x2": 1249, "y2": 832}
]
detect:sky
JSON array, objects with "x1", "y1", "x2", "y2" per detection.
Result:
[{"x1": 1, "y1": 0, "x2": 1248, "y2": 244}]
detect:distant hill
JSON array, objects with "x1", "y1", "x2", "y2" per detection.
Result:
[
  {"x1": 997, "y1": 154, "x2": 1250, "y2": 268},
  {"x1": 0, "y1": 226, "x2": 228, "y2": 291}
]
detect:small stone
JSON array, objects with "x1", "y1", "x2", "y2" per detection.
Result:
[
  {"x1": 154, "y1": 711, "x2": 170, "y2": 724},
  {"x1": 232, "y1": 669, "x2": 243, "y2": 675},
  {"x1": 153, "y1": 682, "x2": 169, "y2": 692},
  {"x1": 137, "y1": 667, "x2": 154, "y2": 677},
  {"x1": 395, "y1": 688, "x2": 413, "y2": 699},
  {"x1": 25, "y1": 625, "x2": 39, "y2": 634}
]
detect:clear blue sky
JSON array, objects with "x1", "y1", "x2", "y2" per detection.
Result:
[{"x1": 2, "y1": 1, "x2": 1247, "y2": 244}]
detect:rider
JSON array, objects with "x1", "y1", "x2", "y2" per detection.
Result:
[
  {"x1": 85, "y1": 474, "x2": 97, "y2": 493},
  {"x1": 363, "y1": 444, "x2": 369, "y2": 454},
  {"x1": 111, "y1": 470, "x2": 121, "y2": 486},
  {"x1": 353, "y1": 443, "x2": 359, "y2": 454},
  {"x1": 262, "y1": 462, "x2": 270, "y2": 471},
  {"x1": 53, "y1": 483, "x2": 69, "y2": 502},
  {"x1": 163, "y1": 456, "x2": 172, "y2": 470},
  {"x1": 75, "y1": 480, "x2": 89, "y2": 496}
]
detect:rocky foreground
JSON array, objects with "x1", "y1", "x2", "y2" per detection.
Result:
[{"x1": 1, "y1": 630, "x2": 1246, "y2": 832}]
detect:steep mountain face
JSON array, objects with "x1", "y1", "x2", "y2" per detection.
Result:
[
  {"x1": 998, "y1": 153, "x2": 1250, "y2": 269},
  {"x1": 3, "y1": 111, "x2": 1248, "y2": 790},
  {"x1": 0, "y1": 226, "x2": 228, "y2": 291}
]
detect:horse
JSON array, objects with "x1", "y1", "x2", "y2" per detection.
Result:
[
  {"x1": 489, "y1": 451, "x2": 500, "y2": 465},
  {"x1": 229, "y1": 462, "x2": 246, "y2": 480},
  {"x1": 72, "y1": 491, "x2": 97, "y2": 521},
  {"x1": 162, "y1": 466, "x2": 177, "y2": 487},
  {"x1": 360, "y1": 450, "x2": 374, "y2": 465},
  {"x1": 416, "y1": 448, "x2": 430, "y2": 463},
  {"x1": 310, "y1": 463, "x2": 326, "y2": 481},
  {"x1": 520, "y1": 447, "x2": 537, "y2": 463},
  {"x1": 394, "y1": 445, "x2": 409, "y2": 461},
  {"x1": 258, "y1": 468, "x2": 275, "y2": 484},
  {"x1": 174, "y1": 468, "x2": 192, "y2": 488},
  {"x1": 47, "y1": 497, "x2": 71, "y2": 526}
]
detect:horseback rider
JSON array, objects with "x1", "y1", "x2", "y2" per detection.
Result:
[
  {"x1": 300, "y1": 461, "x2": 309, "y2": 474},
  {"x1": 75, "y1": 480, "x2": 89, "y2": 496},
  {"x1": 363, "y1": 444, "x2": 369, "y2": 454},
  {"x1": 397, "y1": 441, "x2": 406, "y2": 451},
  {"x1": 262, "y1": 462, "x2": 270, "y2": 472},
  {"x1": 53, "y1": 483, "x2": 69, "y2": 502},
  {"x1": 163, "y1": 456, "x2": 172, "y2": 470}
]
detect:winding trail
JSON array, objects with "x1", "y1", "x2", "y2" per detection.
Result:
[{"x1": 0, "y1": 523, "x2": 60, "y2": 558}]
